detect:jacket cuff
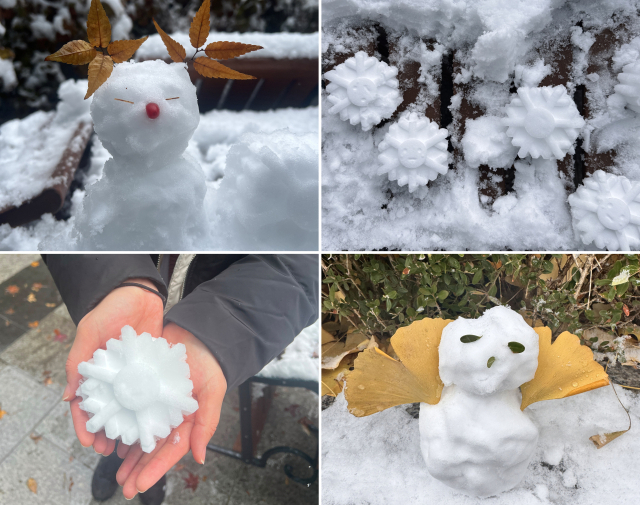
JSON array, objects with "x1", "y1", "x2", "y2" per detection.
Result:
[{"x1": 43, "y1": 254, "x2": 166, "y2": 325}]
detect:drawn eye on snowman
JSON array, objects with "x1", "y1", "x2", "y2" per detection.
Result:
[{"x1": 113, "y1": 97, "x2": 180, "y2": 104}]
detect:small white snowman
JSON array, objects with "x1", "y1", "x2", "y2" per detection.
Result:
[
  {"x1": 73, "y1": 59, "x2": 210, "y2": 250},
  {"x1": 419, "y1": 306, "x2": 539, "y2": 497}
]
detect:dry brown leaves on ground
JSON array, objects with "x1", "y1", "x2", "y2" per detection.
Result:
[{"x1": 45, "y1": 0, "x2": 147, "y2": 98}]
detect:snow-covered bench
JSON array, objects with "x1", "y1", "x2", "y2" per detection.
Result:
[{"x1": 0, "y1": 80, "x2": 92, "y2": 227}]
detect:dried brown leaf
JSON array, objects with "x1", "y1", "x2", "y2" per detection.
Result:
[
  {"x1": 107, "y1": 37, "x2": 148, "y2": 63},
  {"x1": 46, "y1": 40, "x2": 97, "y2": 65},
  {"x1": 87, "y1": 0, "x2": 111, "y2": 48},
  {"x1": 321, "y1": 328, "x2": 337, "y2": 345},
  {"x1": 0, "y1": 47, "x2": 15, "y2": 60},
  {"x1": 27, "y1": 478, "x2": 37, "y2": 494},
  {"x1": 590, "y1": 429, "x2": 629, "y2": 448},
  {"x1": 204, "y1": 41, "x2": 263, "y2": 60},
  {"x1": 153, "y1": 19, "x2": 186, "y2": 63},
  {"x1": 189, "y1": 0, "x2": 210, "y2": 49},
  {"x1": 193, "y1": 57, "x2": 256, "y2": 80},
  {"x1": 85, "y1": 52, "x2": 113, "y2": 99}
]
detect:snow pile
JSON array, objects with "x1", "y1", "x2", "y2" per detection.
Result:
[
  {"x1": 421, "y1": 307, "x2": 540, "y2": 496},
  {"x1": 0, "y1": 79, "x2": 91, "y2": 210},
  {"x1": 213, "y1": 129, "x2": 318, "y2": 251},
  {"x1": 323, "y1": 385, "x2": 639, "y2": 505},
  {"x1": 258, "y1": 319, "x2": 319, "y2": 382},
  {"x1": 77, "y1": 325, "x2": 198, "y2": 454},
  {"x1": 135, "y1": 31, "x2": 319, "y2": 61}
]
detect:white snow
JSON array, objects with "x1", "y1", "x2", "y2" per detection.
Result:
[
  {"x1": 135, "y1": 31, "x2": 319, "y2": 61},
  {"x1": 0, "y1": 58, "x2": 17, "y2": 92},
  {"x1": 0, "y1": 75, "x2": 318, "y2": 251},
  {"x1": 77, "y1": 325, "x2": 198, "y2": 454},
  {"x1": 258, "y1": 319, "x2": 319, "y2": 382},
  {"x1": 323, "y1": 384, "x2": 639, "y2": 505},
  {"x1": 322, "y1": 0, "x2": 640, "y2": 250},
  {"x1": 0, "y1": 79, "x2": 91, "y2": 210},
  {"x1": 325, "y1": 51, "x2": 402, "y2": 131},
  {"x1": 419, "y1": 307, "x2": 540, "y2": 496}
]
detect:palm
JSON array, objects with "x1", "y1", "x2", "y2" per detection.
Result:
[
  {"x1": 65, "y1": 281, "x2": 165, "y2": 455},
  {"x1": 115, "y1": 323, "x2": 227, "y2": 499}
]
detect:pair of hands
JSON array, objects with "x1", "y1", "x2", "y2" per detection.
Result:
[{"x1": 62, "y1": 279, "x2": 227, "y2": 500}]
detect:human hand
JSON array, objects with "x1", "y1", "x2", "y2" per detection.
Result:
[
  {"x1": 115, "y1": 322, "x2": 227, "y2": 500},
  {"x1": 63, "y1": 278, "x2": 165, "y2": 456}
]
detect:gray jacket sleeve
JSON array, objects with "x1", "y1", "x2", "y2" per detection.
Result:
[
  {"x1": 42, "y1": 254, "x2": 166, "y2": 325},
  {"x1": 164, "y1": 255, "x2": 319, "y2": 391}
]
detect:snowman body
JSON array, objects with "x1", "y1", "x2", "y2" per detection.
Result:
[
  {"x1": 74, "y1": 60, "x2": 209, "y2": 250},
  {"x1": 419, "y1": 306, "x2": 540, "y2": 497}
]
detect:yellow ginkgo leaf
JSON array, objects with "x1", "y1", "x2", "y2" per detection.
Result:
[
  {"x1": 391, "y1": 317, "x2": 452, "y2": 405},
  {"x1": 520, "y1": 328, "x2": 609, "y2": 410},
  {"x1": 322, "y1": 332, "x2": 368, "y2": 369},
  {"x1": 321, "y1": 357, "x2": 352, "y2": 397},
  {"x1": 345, "y1": 348, "x2": 435, "y2": 417}
]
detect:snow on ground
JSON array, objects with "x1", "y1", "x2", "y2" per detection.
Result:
[
  {"x1": 322, "y1": 386, "x2": 640, "y2": 505},
  {"x1": 135, "y1": 31, "x2": 319, "y2": 61},
  {"x1": 258, "y1": 319, "x2": 319, "y2": 382},
  {"x1": 322, "y1": 0, "x2": 640, "y2": 250}
]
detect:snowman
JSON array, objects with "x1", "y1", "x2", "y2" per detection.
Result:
[
  {"x1": 71, "y1": 60, "x2": 210, "y2": 250},
  {"x1": 419, "y1": 306, "x2": 540, "y2": 497}
]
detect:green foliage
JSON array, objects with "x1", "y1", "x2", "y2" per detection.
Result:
[{"x1": 322, "y1": 254, "x2": 640, "y2": 347}]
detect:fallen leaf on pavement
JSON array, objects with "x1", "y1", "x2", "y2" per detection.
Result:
[
  {"x1": 0, "y1": 409, "x2": 7, "y2": 420},
  {"x1": 31, "y1": 283, "x2": 43, "y2": 292},
  {"x1": 31, "y1": 261, "x2": 39, "y2": 267},
  {"x1": 5, "y1": 285, "x2": 19, "y2": 295},
  {"x1": 28, "y1": 321, "x2": 39, "y2": 328},
  {"x1": 30, "y1": 434, "x2": 42, "y2": 443},
  {"x1": 27, "y1": 293, "x2": 37, "y2": 303},
  {"x1": 183, "y1": 471, "x2": 199, "y2": 492},
  {"x1": 27, "y1": 478, "x2": 37, "y2": 494}
]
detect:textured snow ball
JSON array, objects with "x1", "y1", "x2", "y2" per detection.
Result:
[
  {"x1": 76, "y1": 325, "x2": 198, "y2": 454},
  {"x1": 568, "y1": 170, "x2": 640, "y2": 251},
  {"x1": 503, "y1": 86, "x2": 584, "y2": 160},
  {"x1": 378, "y1": 112, "x2": 450, "y2": 193},
  {"x1": 324, "y1": 51, "x2": 402, "y2": 131},
  {"x1": 439, "y1": 306, "x2": 539, "y2": 395},
  {"x1": 215, "y1": 130, "x2": 318, "y2": 250},
  {"x1": 462, "y1": 116, "x2": 518, "y2": 169},
  {"x1": 90, "y1": 60, "x2": 199, "y2": 163},
  {"x1": 614, "y1": 61, "x2": 640, "y2": 114}
]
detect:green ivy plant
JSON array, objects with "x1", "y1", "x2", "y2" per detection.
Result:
[{"x1": 322, "y1": 254, "x2": 640, "y2": 351}]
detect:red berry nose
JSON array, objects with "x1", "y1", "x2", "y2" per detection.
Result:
[{"x1": 146, "y1": 103, "x2": 160, "y2": 119}]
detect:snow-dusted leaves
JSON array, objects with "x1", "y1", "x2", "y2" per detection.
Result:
[
  {"x1": 44, "y1": 0, "x2": 148, "y2": 99},
  {"x1": 154, "y1": 0, "x2": 262, "y2": 80}
]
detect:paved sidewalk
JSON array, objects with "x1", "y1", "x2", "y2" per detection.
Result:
[{"x1": 0, "y1": 256, "x2": 318, "y2": 505}]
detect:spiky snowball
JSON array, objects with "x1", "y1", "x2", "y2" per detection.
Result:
[{"x1": 76, "y1": 325, "x2": 199, "y2": 453}]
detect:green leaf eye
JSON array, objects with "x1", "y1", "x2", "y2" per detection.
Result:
[
  {"x1": 487, "y1": 356, "x2": 495, "y2": 368},
  {"x1": 460, "y1": 334, "x2": 482, "y2": 343},
  {"x1": 508, "y1": 341, "x2": 525, "y2": 353}
]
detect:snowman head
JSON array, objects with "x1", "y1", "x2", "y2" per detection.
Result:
[
  {"x1": 90, "y1": 60, "x2": 199, "y2": 164},
  {"x1": 438, "y1": 306, "x2": 539, "y2": 395}
]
